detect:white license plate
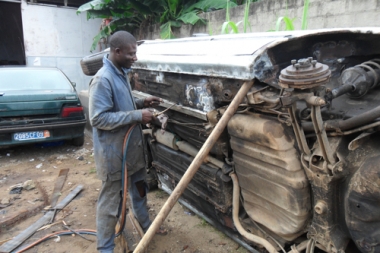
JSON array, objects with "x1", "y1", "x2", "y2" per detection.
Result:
[{"x1": 14, "y1": 130, "x2": 50, "y2": 141}]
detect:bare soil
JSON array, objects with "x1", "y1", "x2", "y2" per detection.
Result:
[{"x1": 0, "y1": 135, "x2": 248, "y2": 253}]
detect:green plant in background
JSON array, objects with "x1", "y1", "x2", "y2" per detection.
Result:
[
  {"x1": 77, "y1": 0, "x2": 165, "y2": 51},
  {"x1": 301, "y1": 0, "x2": 309, "y2": 29},
  {"x1": 273, "y1": 0, "x2": 309, "y2": 31},
  {"x1": 159, "y1": 0, "x2": 236, "y2": 39},
  {"x1": 77, "y1": 0, "x2": 240, "y2": 51}
]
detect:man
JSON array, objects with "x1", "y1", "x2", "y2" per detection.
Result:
[{"x1": 89, "y1": 30, "x2": 162, "y2": 253}]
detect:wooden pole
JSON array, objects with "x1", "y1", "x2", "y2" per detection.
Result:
[{"x1": 134, "y1": 80, "x2": 254, "y2": 253}]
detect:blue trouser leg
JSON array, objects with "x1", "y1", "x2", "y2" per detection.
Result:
[
  {"x1": 96, "y1": 178, "x2": 121, "y2": 253},
  {"x1": 96, "y1": 168, "x2": 151, "y2": 253},
  {"x1": 129, "y1": 168, "x2": 152, "y2": 232}
]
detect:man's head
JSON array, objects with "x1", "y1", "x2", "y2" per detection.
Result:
[{"x1": 108, "y1": 31, "x2": 137, "y2": 70}]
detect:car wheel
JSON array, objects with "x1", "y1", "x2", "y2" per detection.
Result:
[
  {"x1": 80, "y1": 51, "x2": 107, "y2": 76},
  {"x1": 72, "y1": 135, "x2": 85, "y2": 146}
]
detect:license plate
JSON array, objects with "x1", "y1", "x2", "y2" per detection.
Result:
[{"x1": 14, "y1": 130, "x2": 50, "y2": 141}]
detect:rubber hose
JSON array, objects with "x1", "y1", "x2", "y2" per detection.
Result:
[
  {"x1": 115, "y1": 124, "x2": 137, "y2": 237},
  {"x1": 14, "y1": 229, "x2": 97, "y2": 253},
  {"x1": 230, "y1": 173, "x2": 278, "y2": 253}
]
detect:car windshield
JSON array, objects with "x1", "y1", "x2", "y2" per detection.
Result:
[{"x1": 0, "y1": 68, "x2": 73, "y2": 91}]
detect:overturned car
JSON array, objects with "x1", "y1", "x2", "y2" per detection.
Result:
[{"x1": 81, "y1": 28, "x2": 380, "y2": 253}]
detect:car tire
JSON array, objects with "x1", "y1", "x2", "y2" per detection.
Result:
[
  {"x1": 80, "y1": 51, "x2": 107, "y2": 76},
  {"x1": 72, "y1": 135, "x2": 85, "y2": 146}
]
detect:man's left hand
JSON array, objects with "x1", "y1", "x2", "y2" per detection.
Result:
[{"x1": 144, "y1": 96, "x2": 163, "y2": 108}]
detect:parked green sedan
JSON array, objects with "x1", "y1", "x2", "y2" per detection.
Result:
[{"x1": 0, "y1": 67, "x2": 86, "y2": 146}]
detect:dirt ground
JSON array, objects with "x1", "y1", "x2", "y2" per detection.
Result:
[{"x1": 0, "y1": 135, "x2": 249, "y2": 253}]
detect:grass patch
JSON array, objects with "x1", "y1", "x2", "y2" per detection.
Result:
[
  {"x1": 197, "y1": 218, "x2": 210, "y2": 228},
  {"x1": 195, "y1": 218, "x2": 227, "y2": 241},
  {"x1": 154, "y1": 189, "x2": 167, "y2": 199},
  {"x1": 89, "y1": 168, "x2": 96, "y2": 174}
]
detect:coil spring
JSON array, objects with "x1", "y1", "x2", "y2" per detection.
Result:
[{"x1": 357, "y1": 59, "x2": 380, "y2": 88}]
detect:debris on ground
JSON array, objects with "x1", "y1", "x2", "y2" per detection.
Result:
[
  {"x1": 23, "y1": 180, "x2": 36, "y2": 191},
  {"x1": 9, "y1": 187, "x2": 22, "y2": 194},
  {"x1": 1, "y1": 197, "x2": 11, "y2": 205}
]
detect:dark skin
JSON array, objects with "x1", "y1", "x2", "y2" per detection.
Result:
[{"x1": 109, "y1": 42, "x2": 163, "y2": 124}]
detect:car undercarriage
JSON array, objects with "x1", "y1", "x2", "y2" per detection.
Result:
[{"x1": 81, "y1": 28, "x2": 380, "y2": 253}]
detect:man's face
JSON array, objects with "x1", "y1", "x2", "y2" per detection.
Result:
[{"x1": 116, "y1": 43, "x2": 137, "y2": 69}]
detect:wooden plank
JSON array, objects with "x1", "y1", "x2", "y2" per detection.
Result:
[
  {"x1": 50, "y1": 168, "x2": 70, "y2": 207},
  {"x1": 115, "y1": 222, "x2": 128, "y2": 253},
  {"x1": 0, "y1": 185, "x2": 83, "y2": 253}
]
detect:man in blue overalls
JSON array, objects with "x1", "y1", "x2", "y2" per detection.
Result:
[{"x1": 89, "y1": 30, "x2": 162, "y2": 253}]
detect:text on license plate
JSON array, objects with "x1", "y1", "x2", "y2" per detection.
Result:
[{"x1": 14, "y1": 130, "x2": 50, "y2": 141}]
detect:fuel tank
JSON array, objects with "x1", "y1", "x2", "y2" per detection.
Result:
[{"x1": 227, "y1": 113, "x2": 311, "y2": 240}]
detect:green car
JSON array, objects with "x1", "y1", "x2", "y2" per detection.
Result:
[{"x1": 0, "y1": 67, "x2": 86, "y2": 146}]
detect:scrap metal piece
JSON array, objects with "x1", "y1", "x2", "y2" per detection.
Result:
[{"x1": 348, "y1": 132, "x2": 373, "y2": 151}]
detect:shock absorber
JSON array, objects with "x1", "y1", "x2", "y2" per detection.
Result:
[{"x1": 329, "y1": 59, "x2": 380, "y2": 99}]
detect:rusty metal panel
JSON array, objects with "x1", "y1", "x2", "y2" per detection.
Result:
[{"x1": 227, "y1": 113, "x2": 311, "y2": 240}]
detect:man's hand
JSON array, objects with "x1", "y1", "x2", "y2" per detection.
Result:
[
  {"x1": 141, "y1": 109, "x2": 155, "y2": 124},
  {"x1": 144, "y1": 96, "x2": 163, "y2": 108}
]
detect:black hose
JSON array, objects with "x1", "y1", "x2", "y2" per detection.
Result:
[{"x1": 302, "y1": 105, "x2": 380, "y2": 132}]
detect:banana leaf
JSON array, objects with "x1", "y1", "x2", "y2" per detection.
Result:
[
  {"x1": 86, "y1": 10, "x2": 112, "y2": 19},
  {"x1": 177, "y1": 12, "x2": 201, "y2": 25},
  {"x1": 77, "y1": 0, "x2": 108, "y2": 13},
  {"x1": 167, "y1": 0, "x2": 181, "y2": 15},
  {"x1": 160, "y1": 20, "x2": 182, "y2": 39},
  {"x1": 191, "y1": 0, "x2": 237, "y2": 12},
  {"x1": 129, "y1": 0, "x2": 157, "y2": 15}
]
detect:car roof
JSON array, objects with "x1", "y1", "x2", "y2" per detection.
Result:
[{"x1": 0, "y1": 66, "x2": 61, "y2": 71}]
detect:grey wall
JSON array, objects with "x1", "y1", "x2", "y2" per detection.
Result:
[
  {"x1": 21, "y1": 1, "x2": 100, "y2": 92},
  {"x1": 141, "y1": 0, "x2": 380, "y2": 40}
]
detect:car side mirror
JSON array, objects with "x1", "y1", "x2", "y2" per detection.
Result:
[{"x1": 71, "y1": 82, "x2": 76, "y2": 87}]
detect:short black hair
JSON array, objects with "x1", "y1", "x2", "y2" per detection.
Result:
[{"x1": 109, "y1": 31, "x2": 136, "y2": 49}]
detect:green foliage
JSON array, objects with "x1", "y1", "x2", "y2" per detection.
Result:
[
  {"x1": 78, "y1": 0, "x2": 240, "y2": 50},
  {"x1": 275, "y1": 16, "x2": 296, "y2": 31}
]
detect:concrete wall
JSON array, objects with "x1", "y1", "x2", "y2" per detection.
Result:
[
  {"x1": 21, "y1": 1, "x2": 100, "y2": 92},
  {"x1": 142, "y1": 0, "x2": 380, "y2": 40}
]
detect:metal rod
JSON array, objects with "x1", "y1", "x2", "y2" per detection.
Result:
[
  {"x1": 133, "y1": 80, "x2": 254, "y2": 253},
  {"x1": 62, "y1": 224, "x2": 94, "y2": 242}
]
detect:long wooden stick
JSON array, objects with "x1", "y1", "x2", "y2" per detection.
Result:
[{"x1": 134, "y1": 80, "x2": 254, "y2": 253}]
